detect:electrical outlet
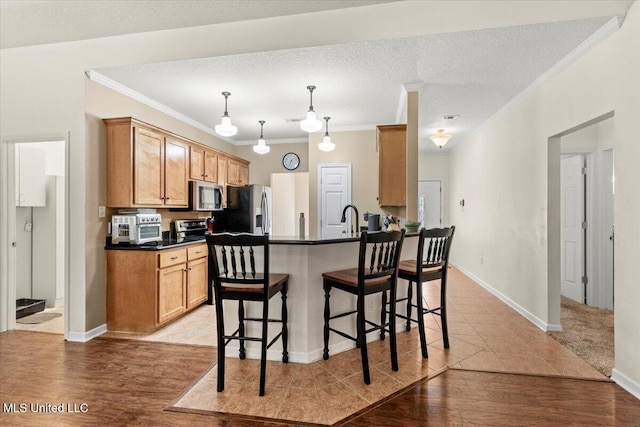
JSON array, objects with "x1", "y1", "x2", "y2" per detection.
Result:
[{"x1": 99, "y1": 206, "x2": 106, "y2": 218}]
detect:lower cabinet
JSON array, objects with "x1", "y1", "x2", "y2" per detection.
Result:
[{"x1": 107, "y1": 242, "x2": 208, "y2": 333}]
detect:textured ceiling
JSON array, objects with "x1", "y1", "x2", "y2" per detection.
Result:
[
  {"x1": 94, "y1": 17, "x2": 613, "y2": 151},
  {"x1": 0, "y1": 0, "x2": 393, "y2": 49},
  {"x1": 0, "y1": 1, "x2": 619, "y2": 152}
]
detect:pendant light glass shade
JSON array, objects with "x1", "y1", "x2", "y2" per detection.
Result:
[
  {"x1": 215, "y1": 92, "x2": 238, "y2": 137},
  {"x1": 428, "y1": 129, "x2": 452, "y2": 148},
  {"x1": 300, "y1": 85, "x2": 323, "y2": 132},
  {"x1": 318, "y1": 116, "x2": 335, "y2": 152},
  {"x1": 253, "y1": 120, "x2": 270, "y2": 154}
]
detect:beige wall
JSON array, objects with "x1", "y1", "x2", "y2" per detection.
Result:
[
  {"x1": 448, "y1": 1, "x2": 640, "y2": 387},
  {"x1": 308, "y1": 130, "x2": 382, "y2": 237},
  {"x1": 236, "y1": 142, "x2": 309, "y2": 186}
]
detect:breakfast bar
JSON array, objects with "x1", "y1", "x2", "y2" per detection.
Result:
[{"x1": 233, "y1": 233, "x2": 419, "y2": 363}]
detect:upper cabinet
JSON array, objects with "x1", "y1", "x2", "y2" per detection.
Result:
[
  {"x1": 105, "y1": 118, "x2": 189, "y2": 208},
  {"x1": 227, "y1": 157, "x2": 250, "y2": 186},
  {"x1": 189, "y1": 145, "x2": 218, "y2": 183},
  {"x1": 105, "y1": 117, "x2": 249, "y2": 208},
  {"x1": 377, "y1": 124, "x2": 407, "y2": 207}
]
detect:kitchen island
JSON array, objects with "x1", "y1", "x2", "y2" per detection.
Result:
[{"x1": 234, "y1": 232, "x2": 419, "y2": 364}]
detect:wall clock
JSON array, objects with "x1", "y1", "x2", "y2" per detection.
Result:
[{"x1": 282, "y1": 152, "x2": 300, "y2": 171}]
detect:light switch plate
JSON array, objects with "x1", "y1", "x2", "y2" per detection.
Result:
[{"x1": 98, "y1": 206, "x2": 106, "y2": 218}]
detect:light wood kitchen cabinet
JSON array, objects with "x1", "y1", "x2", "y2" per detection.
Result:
[
  {"x1": 164, "y1": 136, "x2": 190, "y2": 207},
  {"x1": 377, "y1": 124, "x2": 407, "y2": 207},
  {"x1": 239, "y1": 163, "x2": 249, "y2": 186},
  {"x1": 106, "y1": 242, "x2": 209, "y2": 333},
  {"x1": 158, "y1": 261, "x2": 186, "y2": 324},
  {"x1": 190, "y1": 145, "x2": 218, "y2": 183},
  {"x1": 105, "y1": 118, "x2": 189, "y2": 208},
  {"x1": 217, "y1": 154, "x2": 228, "y2": 207},
  {"x1": 186, "y1": 243, "x2": 208, "y2": 309},
  {"x1": 227, "y1": 158, "x2": 250, "y2": 186},
  {"x1": 227, "y1": 158, "x2": 240, "y2": 185}
]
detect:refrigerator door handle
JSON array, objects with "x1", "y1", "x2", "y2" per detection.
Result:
[{"x1": 260, "y1": 190, "x2": 267, "y2": 235}]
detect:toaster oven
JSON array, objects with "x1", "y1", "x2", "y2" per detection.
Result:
[{"x1": 111, "y1": 213, "x2": 163, "y2": 245}]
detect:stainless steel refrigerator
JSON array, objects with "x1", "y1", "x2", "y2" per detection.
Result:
[{"x1": 224, "y1": 185, "x2": 272, "y2": 234}]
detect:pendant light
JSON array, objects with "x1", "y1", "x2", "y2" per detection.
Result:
[
  {"x1": 253, "y1": 120, "x2": 270, "y2": 154},
  {"x1": 300, "y1": 85, "x2": 323, "y2": 132},
  {"x1": 428, "y1": 129, "x2": 452, "y2": 148},
  {"x1": 215, "y1": 91, "x2": 238, "y2": 137},
  {"x1": 318, "y1": 116, "x2": 335, "y2": 152}
]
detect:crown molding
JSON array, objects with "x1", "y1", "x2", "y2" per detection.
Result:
[{"x1": 85, "y1": 70, "x2": 236, "y2": 144}]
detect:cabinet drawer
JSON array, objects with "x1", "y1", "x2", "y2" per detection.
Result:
[
  {"x1": 187, "y1": 244, "x2": 208, "y2": 260},
  {"x1": 159, "y1": 248, "x2": 187, "y2": 268}
]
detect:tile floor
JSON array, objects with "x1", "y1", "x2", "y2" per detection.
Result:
[
  {"x1": 168, "y1": 267, "x2": 607, "y2": 425},
  {"x1": 15, "y1": 305, "x2": 64, "y2": 334}
]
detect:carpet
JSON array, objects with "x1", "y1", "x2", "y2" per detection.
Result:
[
  {"x1": 16, "y1": 312, "x2": 62, "y2": 324},
  {"x1": 548, "y1": 297, "x2": 614, "y2": 377}
]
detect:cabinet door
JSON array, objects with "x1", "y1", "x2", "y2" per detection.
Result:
[
  {"x1": 158, "y1": 263, "x2": 186, "y2": 324},
  {"x1": 187, "y1": 257, "x2": 208, "y2": 309},
  {"x1": 217, "y1": 155, "x2": 228, "y2": 207},
  {"x1": 377, "y1": 125, "x2": 407, "y2": 206},
  {"x1": 238, "y1": 163, "x2": 249, "y2": 186},
  {"x1": 189, "y1": 145, "x2": 205, "y2": 180},
  {"x1": 164, "y1": 137, "x2": 189, "y2": 207},
  {"x1": 134, "y1": 126, "x2": 164, "y2": 206},
  {"x1": 227, "y1": 158, "x2": 240, "y2": 185},
  {"x1": 204, "y1": 150, "x2": 218, "y2": 183}
]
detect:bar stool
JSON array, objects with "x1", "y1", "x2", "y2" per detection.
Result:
[
  {"x1": 322, "y1": 230, "x2": 405, "y2": 384},
  {"x1": 206, "y1": 232, "x2": 289, "y2": 396},
  {"x1": 389, "y1": 227, "x2": 455, "y2": 358}
]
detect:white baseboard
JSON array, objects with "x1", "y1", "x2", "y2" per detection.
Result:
[
  {"x1": 66, "y1": 323, "x2": 107, "y2": 342},
  {"x1": 451, "y1": 262, "x2": 560, "y2": 332},
  {"x1": 611, "y1": 369, "x2": 640, "y2": 400}
]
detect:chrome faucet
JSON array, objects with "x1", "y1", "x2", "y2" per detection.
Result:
[{"x1": 341, "y1": 204, "x2": 359, "y2": 234}]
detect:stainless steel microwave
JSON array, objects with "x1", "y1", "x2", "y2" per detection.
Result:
[{"x1": 192, "y1": 181, "x2": 223, "y2": 211}]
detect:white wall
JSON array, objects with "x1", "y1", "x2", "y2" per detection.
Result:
[{"x1": 448, "y1": 2, "x2": 640, "y2": 391}]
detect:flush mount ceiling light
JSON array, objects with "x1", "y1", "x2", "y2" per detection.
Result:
[
  {"x1": 429, "y1": 129, "x2": 452, "y2": 148},
  {"x1": 253, "y1": 120, "x2": 270, "y2": 154},
  {"x1": 318, "y1": 116, "x2": 335, "y2": 152},
  {"x1": 215, "y1": 91, "x2": 238, "y2": 137},
  {"x1": 300, "y1": 85, "x2": 323, "y2": 133}
]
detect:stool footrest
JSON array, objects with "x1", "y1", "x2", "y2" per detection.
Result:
[
  {"x1": 329, "y1": 327, "x2": 358, "y2": 342},
  {"x1": 267, "y1": 332, "x2": 283, "y2": 349},
  {"x1": 244, "y1": 317, "x2": 284, "y2": 323},
  {"x1": 329, "y1": 309, "x2": 357, "y2": 321}
]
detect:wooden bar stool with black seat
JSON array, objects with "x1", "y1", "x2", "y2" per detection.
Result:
[
  {"x1": 206, "y1": 232, "x2": 289, "y2": 397},
  {"x1": 384, "y1": 227, "x2": 455, "y2": 359},
  {"x1": 322, "y1": 230, "x2": 405, "y2": 385}
]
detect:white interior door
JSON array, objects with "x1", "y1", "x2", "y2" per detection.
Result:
[
  {"x1": 418, "y1": 180, "x2": 443, "y2": 229},
  {"x1": 319, "y1": 164, "x2": 351, "y2": 239},
  {"x1": 561, "y1": 155, "x2": 585, "y2": 303}
]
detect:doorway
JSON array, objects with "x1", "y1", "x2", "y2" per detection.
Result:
[
  {"x1": 549, "y1": 112, "x2": 615, "y2": 375},
  {"x1": 0, "y1": 135, "x2": 69, "y2": 338},
  {"x1": 418, "y1": 179, "x2": 444, "y2": 229},
  {"x1": 318, "y1": 163, "x2": 351, "y2": 239}
]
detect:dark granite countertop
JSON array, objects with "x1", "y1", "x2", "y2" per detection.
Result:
[{"x1": 105, "y1": 231, "x2": 419, "y2": 250}]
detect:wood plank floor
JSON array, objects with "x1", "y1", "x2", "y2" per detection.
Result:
[{"x1": 1, "y1": 331, "x2": 638, "y2": 426}]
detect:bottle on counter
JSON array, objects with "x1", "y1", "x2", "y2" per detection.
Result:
[{"x1": 299, "y1": 212, "x2": 305, "y2": 239}]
